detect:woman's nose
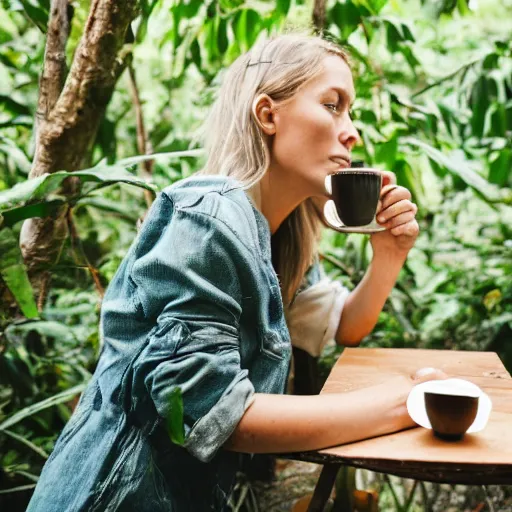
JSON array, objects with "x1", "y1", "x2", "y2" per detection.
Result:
[{"x1": 339, "y1": 115, "x2": 360, "y2": 151}]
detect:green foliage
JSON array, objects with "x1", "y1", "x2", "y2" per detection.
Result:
[
  {"x1": 1, "y1": 290, "x2": 98, "y2": 506},
  {"x1": 166, "y1": 387, "x2": 185, "y2": 446},
  {"x1": 0, "y1": 228, "x2": 37, "y2": 318},
  {"x1": 9, "y1": 0, "x2": 49, "y2": 34},
  {"x1": 0, "y1": 164, "x2": 157, "y2": 214},
  {"x1": 0, "y1": 0, "x2": 511, "y2": 507}
]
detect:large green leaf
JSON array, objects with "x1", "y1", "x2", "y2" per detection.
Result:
[
  {"x1": 0, "y1": 382, "x2": 87, "y2": 431},
  {"x1": 276, "y1": 0, "x2": 291, "y2": 17},
  {"x1": 470, "y1": 76, "x2": 489, "y2": 138},
  {"x1": 354, "y1": 0, "x2": 387, "y2": 15},
  {"x1": 0, "y1": 137, "x2": 32, "y2": 174},
  {"x1": 5, "y1": 319, "x2": 78, "y2": 345},
  {"x1": 18, "y1": 0, "x2": 49, "y2": 33},
  {"x1": 74, "y1": 196, "x2": 140, "y2": 222},
  {"x1": 329, "y1": 0, "x2": 362, "y2": 42},
  {"x1": 489, "y1": 101, "x2": 508, "y2": 137},
  {"x1": 374, "y1": 136, "x2": 398, "y2": 169},
  {"x1": 0, "y1": 94, "x2": 32, "y2": 117},
  {"x1": 0, "y1": 6, "x2": 18, "y2": 43},
  {"x1": 172, "y1": 23, "x2": 201, "y2": 79},
  {"x1": 0, "y1": 115, "x2": 33, "y2": 129},
  {"x1": 0, "y1": 228, "x2": 38, "y2": 318},
  {"x1": 402, "y1": 137, "x2": 506, "y2": 203},
  {"x1": 0, "y1": 174, "x2": 60, "y2": 211},
  {"x1": 0, "y1": 151, "x2": 204, "y2": 225},
  {"x1": 0, "y1": 199, "x2": 66, "y2": 229},
  {"x1": 234, "y1": 9, "x2": 260, "y2": 52},
  {"x1": 95, "y1": 118, "x2": 118, "y2": 165},
  {"x1": 0, "y1": 166, "x2": 157, "y2": 212},
  {"x1": 392, "y1": 158, "x2": 425, "y2": 206},
  {"x1": 1, "y1": 428, "x2": 48, "y2": 459},
  {"x1": 189, "y1": 38, "x2": 202, "y2": 71},
  {"x1": 489, "y1": 149, "x2": 511, "y2": 187},
  {"x1": 217, "y1": 17, "x2": 229, "y2": 55},
  {"x1": 204, "y1": 18, "x2": 218, "y2": 62},
  {"x1": 182, "y1": 0, "x2": 204, "y2": 18},
  {"x1": 137, "y1": 0, "x2": 160, "y2": 42},
  {"x1": 166, "y1": 387, "x2": 185, "y2": 446},
  {"x1": 375, "y1": 17, "x2": 415, "y2": 53},
  {"x1": 169, "y1": 1, "x2": 184, "y2": 50},
  {"x1": 219, "y1": 0, "x2": 243, "y2": 12},
  {"x1": 115, "y1": 149, "x2": 204, "y2": 167}
]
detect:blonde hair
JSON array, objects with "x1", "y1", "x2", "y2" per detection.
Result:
[{"x1": 201, "y1": 33, "x2": 349, "y2": 304}]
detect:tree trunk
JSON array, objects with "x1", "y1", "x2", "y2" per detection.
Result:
[
  {"x1": 20, "y1": 0, "x2": 139, "y2": 292},
  {"x1": 312, "y1": 0, "x2": 327, "y2": 34}
]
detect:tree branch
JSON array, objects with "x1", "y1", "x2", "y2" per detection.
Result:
[
  {"x1": 128, "y1": 63, "x2": 154, "y2": 209},
  {"x1": 312, "y1": 0, "x2": 327, "y2": 34},
  {"x1": 66, "y1": 209, "x2": 105, "y2": 298},
  {"x1": 36, "y1": 0, "x2": 72, "y2": 121},
  {"x1": 21, "y1": 0, "x2": 140, "y2": 278},
  {"x1": 30, "y1": 0, "x2": 139, "y2": 179},
  {"x1": 37, "y1": 272, "x2": 52, "y2": 312},
  {"x1": 32, "y1": 0, "x2": 73, "y2": 190}
]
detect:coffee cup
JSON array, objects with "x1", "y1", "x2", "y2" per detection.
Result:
[
  {"x1": 330, "y1": 169, "x2": 382, "y2": 226},
  {"x1": 424, "y1": 390, "x2": 479, "y2": 440},
  {"x1": 324, "y1": 167, "x2": 386, "y2": 234}
]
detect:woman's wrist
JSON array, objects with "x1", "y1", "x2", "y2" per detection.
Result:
[
  {"x1": 388, "y1": 377, "x2": 415, "y2": 430},
  {"x1": 371, "y1": 244, "x2": 409, "y2": 267},
  {"x1": 366, "y1": 250, "x2": 406, "y2": 291}
]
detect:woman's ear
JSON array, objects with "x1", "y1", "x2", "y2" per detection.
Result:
[{"x1": 252, "y1": 94, "x2": 276, "y2": 136}]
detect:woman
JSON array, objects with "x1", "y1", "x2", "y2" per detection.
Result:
[{"x1": 28, "y1": 33, "x2": 445, "y2": 511}]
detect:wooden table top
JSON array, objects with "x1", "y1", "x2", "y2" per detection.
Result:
[{"x1": 294, "y1": 348, "x2": 512, "y2": 485}]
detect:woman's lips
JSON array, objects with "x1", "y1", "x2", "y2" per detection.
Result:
[{"x1": 329, "y1": 156, "x2": 351, "y2": 168}]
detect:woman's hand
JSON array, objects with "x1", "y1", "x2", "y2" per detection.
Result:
[
  {"x1": 370, "y1": 171, "x2": 419, "y2": 258},
  {"x1": 226, "y1": 368, "x2": 449, "y2": 454},
  {"x1": 412, "y1": 367, "x2": 448, "y2": 383},
  {"x1": 387, "y1": 367, "x2": 448, "y2": 399}
]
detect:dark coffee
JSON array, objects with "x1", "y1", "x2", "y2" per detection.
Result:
[
  {"x1": 330, "y1": 170, "x2": 382, "y2": 227},
  {"x1": 424, "y1": 391, "x2": 479, "y2": 441}
]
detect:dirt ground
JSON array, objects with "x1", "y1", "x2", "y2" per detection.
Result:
[{"x1": 239, "y1": 458, "x2": 512, "y2": 512}]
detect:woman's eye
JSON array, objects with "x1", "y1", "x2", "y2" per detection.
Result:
[{"x1": 325, "y1": 103, "x2": 339, "y2": 113}]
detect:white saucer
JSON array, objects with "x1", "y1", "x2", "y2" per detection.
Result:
[
  {"x1": 406, "y1": 378, "x2": 492, "y2": 434},
  {"x1": 323, "y1": 200, "x2": 385, "y2": 234}
]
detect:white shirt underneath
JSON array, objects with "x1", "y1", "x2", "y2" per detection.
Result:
[{"x1": 285, "y1": 277, "x2": 349, "y2": 358}]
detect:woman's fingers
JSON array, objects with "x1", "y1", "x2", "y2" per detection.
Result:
[
  {"x1": 377, "y1": 199, "x2": 417, "y2": 224},
  {"x1": 390, "y1": 220, "x2": 419, "y2": 237},
  {"x1": 380, "y1": 170, "x2": 397, "y2": 187},
  {"x1": 379, "y1": 186, "x2": 412, "y2": 210},
  {"x1": 380, "y1": 210, "x2": 416, "y2": 230},
  {"x1": 412, "y1": 367, "x2": 449, "y2": 383}
]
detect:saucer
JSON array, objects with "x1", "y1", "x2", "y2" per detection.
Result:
[
  {"x1": 407, "y1": 378, "x2": 492, "y2": 434},
  {"x1": 323, "y1": 200, "x2": 385, "y2": 234}
]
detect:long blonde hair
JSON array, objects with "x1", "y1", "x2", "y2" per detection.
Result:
[{"x1": 201, "y1": 33, "x2": 349, "y2": 304}]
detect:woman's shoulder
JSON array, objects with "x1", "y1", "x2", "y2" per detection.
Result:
[
  {"x1": 159, "y1": 175, "x2": 265, "y2": 253},
  {"x1": 162, "y1": 175, "x2": 239, "y2": 204}
]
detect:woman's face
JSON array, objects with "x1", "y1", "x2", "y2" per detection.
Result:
[{"x1": 270, "y1": 55, "x2": 360, "y2": 198}]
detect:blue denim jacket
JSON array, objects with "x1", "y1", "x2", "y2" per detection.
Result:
[{"x1": 28, "y1": 176, "x2": 292, "y2": 511}]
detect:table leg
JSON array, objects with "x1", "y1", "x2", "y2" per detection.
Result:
[{"x1": 307, "y1": 463, "x2": 341, "y2": 512}]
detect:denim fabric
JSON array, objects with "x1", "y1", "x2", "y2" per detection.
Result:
[{"x1": 27, "y1": 176, "x2": 292, "y2": 511}]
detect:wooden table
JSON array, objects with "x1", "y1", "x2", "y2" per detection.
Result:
[{"x1": 288, "y1": 348, "x2": 512, "y2": 511}]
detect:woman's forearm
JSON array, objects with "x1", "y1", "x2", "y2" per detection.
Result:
[
  {"x1": 225, "y1": 377, "x2": 412, "y2": 454},
  {"x1": 336, "y1": 251, "x2": 407, "y2": 346}
]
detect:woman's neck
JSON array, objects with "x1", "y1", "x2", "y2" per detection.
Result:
[{"x1": 257, "y1": 165, "x2": 308, "y2": 234}]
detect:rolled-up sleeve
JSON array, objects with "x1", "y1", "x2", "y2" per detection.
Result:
[
  {"x1": 130, "y1": 193, "x2": 256, "y2": 462},
  {"x1": 285, "y1": 263, "x2": 349, "y2": 358}
]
